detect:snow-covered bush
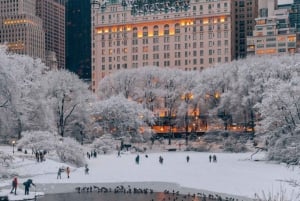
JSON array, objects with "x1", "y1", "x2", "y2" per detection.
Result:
[
  {"x1": 17, "y1": 131, "x2": 57, "y2": 153},
  {"x1": 56, "y1": 137, "x2": 86, "y2": 167},
  {"x1": 90, "y1": 134, "x2": 119, "y2": 154},
  {"x1": 17, "y1": 131, "x2": 85, "y2": 167},
  {"x1": 0, "y1": 151, "x2": 13, "y2": 167},
  {"x1": 223, "y1": 136, "x2": 248, "y2": 153},
  {"x1": 254, "y1": 187, "x2": 300, "y2": 201},
  {"x1": 0, "y1": 151, "x2": 15, "y2": 179}
]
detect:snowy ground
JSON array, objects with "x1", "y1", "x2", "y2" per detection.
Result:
[{"x1": 0, "y1": 145, "x2": 300, "y2": 201}]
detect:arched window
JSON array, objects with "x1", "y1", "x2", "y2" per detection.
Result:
[
  {"x1": 175, "y1": 23, "x2": 180, "y2": 34},
  {"x1": 143, "y1": 26, "x2": 148, "y2": 37},
  {"x1": 164, "y1": 24, "x2": 169, "y2": 35},
  {"x1": 153, "y1": 25, "x2": 159, "y2": 36},
  {"x1": 133, "y1": 27, "x2": 138, "y2": 38}
]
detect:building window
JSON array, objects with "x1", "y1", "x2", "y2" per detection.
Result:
[
  {"x1": 164, "y1": 24, "x2": 169, "y2": 35},
  {"x1": 153, "y1": 25, "x2": 159, "y2": 36},
  {"x1": 143, "y1": 26, "x2": 148, "y2": 37},
  {"x1": 175, "y1": 23, "x2": 180, "y2": 34},
  {"x1": 200, "y1": 50, "x2": 204, "y2": 56}
]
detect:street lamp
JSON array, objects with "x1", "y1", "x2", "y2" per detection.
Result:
[
  {"x1": 182, "y1": 93, "x2": 193, "y2": 146},
  {"x1": 12, "y1": 140, "x2": 15, "y2": 154}
]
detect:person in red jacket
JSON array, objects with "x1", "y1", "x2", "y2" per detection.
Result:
[
  {"x1": 66, "y1": 166, "x2": 70, "y2": 178},
  {"x1": 10, "y1": 177, "x2": 18, "y2": 195}
]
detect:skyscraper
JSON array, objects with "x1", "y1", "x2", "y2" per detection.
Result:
[
  {"x1": 0, "y1": 0, "x2": 45, "y2": 60},
  {"x1": 65, "y1": 0, "x2": 91, "y2": 80},
  {"x1": 247, "y1": 1, "x2": 297, "y2": 55},
  {"x1": 233, "y1": 0, "x2": 259, "y2": 59},
  {"x1": 290, "y1": 0, "x2": 300, "y2": 32},
  {"x1": 36, "y1": 0, "x2": 66, "y2": 69},
  {"x1": 92, "y1": 0, "x2": 234, "y2": 92}
]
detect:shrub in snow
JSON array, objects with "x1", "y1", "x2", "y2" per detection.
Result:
[
  {"x1": 223, "y1": 136, "x2": 248, "y2": 153},
  {"x1": 56, "y1": 137, "x2": 86, "y2": 167},
  {"x1": 254, "y1": 187, "x2": 300, "y2": 201},
  {"x1": 17, "y1": 131, "x2": 85, "y2": 167},
  {"x1": 90, "y1": 134, "x2": 119, "y2": 154},
  {"x1": 0, "y1": 151, "x2": 16, "y2": 179},
  {"x1": 0, "y1": 151, "x2": 13, "y2": 167},
  {"x1": 17, "y1": 131, "x2": 57, "y2": 153},
  {"x1": 186, "y1": 145, "x2": 210, "y2": 152}
]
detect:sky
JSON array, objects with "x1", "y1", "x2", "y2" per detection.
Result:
[{"x1": 0, "y1": 146, "x2": 299, "y2": 201}]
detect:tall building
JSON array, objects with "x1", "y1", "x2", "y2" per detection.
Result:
[
  {"x1": 92, "y1": 0, "x2": 233, "y2": 93},
  {"x1": 289, "y1": 0, "x2": 300, "y2": 51},
  {"x1": 233, "y1": 0, "x2": 259, "y2": 59},
  {"x1": 247, "y1": 2, "x2": 297, "y2": 55},
  {"x1": 0, "y1": 0, "x2": 45, "y2": 60},
  {"x1": 258, "y1": 0, "x2": 278, "y2": 17},
  {"x1": 36, "y1": 0, "x2": 66, "y2": 69},
  {"x1": 65, "y1": 0, "x2": 91, "y2": 80},
  {"x1": 290, "y1": 0, "x2": 300, "y2": 32}
]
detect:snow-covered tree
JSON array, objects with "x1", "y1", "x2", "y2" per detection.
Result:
[
  {"x1": 40, "y1": 70, "x2": 95, "y2": 137},
  {"x1": 91, "y1": 95, "x2": 155, "y2": 142},
  {"x1": 255, "y1": 75, "x2": 300, "y2": 164},
  {"x1": 98, "y1": 70, "x2": 138, "y2": 99},
  {"x1": 0, "y1": 46, "x2": 48, "y2": 139}
]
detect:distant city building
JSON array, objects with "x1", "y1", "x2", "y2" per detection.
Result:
[
  {"x1": 290, "y1": 0, "x2": 300, "y2": 51},
  {"x1": 258, "y1": 0, "x2": 278, "y2": 17},
  {"x1": 65, "y1": 0, "x2": 91, "y2": 80},
  {"x1": 92, "y1": 0, "x2": 233, "y2": 93},
  {"x1": 247, "y1": 2, "x2": 297, "y2": 56},
  {"x1": 233, "y1": 0, "x2": 259, "y2": 59},
  {"x1": 36, "y1": 0, "x2": 66, "y2": 69},
  {"x1": 0, "y1": 0, "x2": 45, "y2": 60}
]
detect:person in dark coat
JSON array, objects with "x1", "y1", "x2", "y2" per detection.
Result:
[
  {"x1": 135, "y1": 155, "x2": 140, "y2": 164},
  {"x1": 213, "y1": 154, "x2": 217, "y2": 162},
  {"x1": 10, "y1": 177, "x2": 18, "y2": 195},
  {"x1": 186, "y1": 155, "x2": 190, "y2": 163},
  {"x1": 23, "y1": 179, "x2": 35, "y2": 195},
  {"x1": 57, "y1": 168, "x2": 62, "y2": 179}
]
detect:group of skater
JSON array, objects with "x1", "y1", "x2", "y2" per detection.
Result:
[
  {"x1": 35, "y1": 150, "x2": 46, "y2": 162},
  {"x1": 133, "y1": 154, "x2": 217, "y2": 165},
  {"x1": 10, "y1": 177, "x2": 35, "y2": 196},
  {"x1": 57, "y1": 166, "x2": 71, "y2": 179},
  {"x1": 87, "y1": 150, "x2": 97, "y2": 159},
  {"x1": 209, "y1": 154, "x2": 217, "y2": 163}
]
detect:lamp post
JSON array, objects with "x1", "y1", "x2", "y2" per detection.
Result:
[
  {"x1": 12, "y1": 140, "x2": 15, "y2": 154},
  {"x1": 183, "y1": 93, "x2": 193, "y2": 146}
]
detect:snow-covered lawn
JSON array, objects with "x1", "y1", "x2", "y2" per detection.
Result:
[{"x1": 1, "y1": 146, "x2": 299, "y2": 200}]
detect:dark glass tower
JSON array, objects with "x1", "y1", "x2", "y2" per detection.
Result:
[
  {"x1": 66, "y1": 0, "x2": 91, "y2": 81},
  {"x1": 290, "y1": 0, "x2": 300, "y2": 32}
]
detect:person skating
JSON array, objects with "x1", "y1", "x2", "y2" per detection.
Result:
[
  {"x1": 10, "y1": 177, "x2": 18, "y2": 195},
  {"x1": 213, "y1": 154, "x2": 217, "y2": 162},
  {"x1": 23, "y1": 179, "x2": 35, "y2": 195},
  {"x1": 66, "y1": 166, "x2": 70, "y2": 178},
  {"x1": 85, "y1": 164, "x2": 89, "y2": 175},
  {"x1": 186, "y1": 155, "x2": 190, "y2": 163},
  {"x1": 57, "y1": 168, "x2": 62, "y2": 179},
  {"x1": 135, "y1": 155, "x2": 140, "y2": 164}
]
